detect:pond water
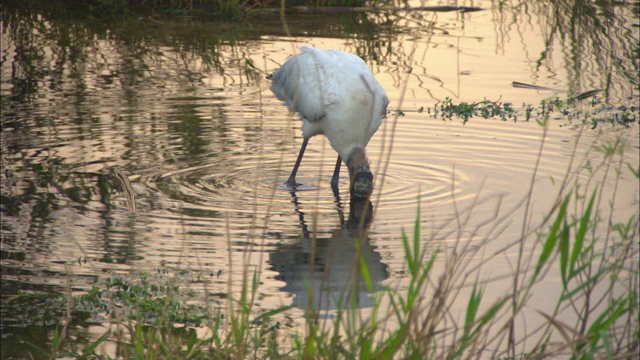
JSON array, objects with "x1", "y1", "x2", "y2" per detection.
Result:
[{"x1": 1, "y1": 0, "x2": 638, "y2": 357}]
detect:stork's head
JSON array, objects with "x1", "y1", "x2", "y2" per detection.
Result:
[{"x1": 347, "y1": 147, "x2": 373, "y2": 199}]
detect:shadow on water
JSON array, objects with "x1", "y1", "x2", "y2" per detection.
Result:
[{"x1": 270, "y1": 191, "x2": 388, "y2": 311}]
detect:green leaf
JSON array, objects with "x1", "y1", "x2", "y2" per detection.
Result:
[
  {"x1": 560, "y1": 270, "x2": 604, "y2": 301},
  {"x1": 627, "y1": 162, "x2": 640, "y2": 178},
  {"x1": 360, "y1": 253, "x2": 374, "y2": 292},
  {"x1": 570, "y1": 191, "x2": 596, "y2": 278},
  {"x1": 579, "y1": 298, "x2": 630, "y2": 354},
  {"x1": 411, "y1": 195, "x2": 421, "y2": 277},
  {"x1": 464, "y1": 284, "x2": 483, "y2": 334},
  {"x1": 535, "y1": 193, "x2": 570, "y2": 280},
  {"x1": 24, "y1": 341, "x2": 51, "y2": 357},
  {"x1": 80, "y1": 330, "x2": 111, "y2": 359},
  {"x1": 401, "y1": 229, "x2": 415, "y2": 275},
  {"x1": 559, "y1": 221, "x2": 570, "y2": 289}
]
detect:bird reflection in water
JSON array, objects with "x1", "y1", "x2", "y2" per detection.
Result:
[{"x1": 269, "y1": 190, "x2": 389, "y2": 311}]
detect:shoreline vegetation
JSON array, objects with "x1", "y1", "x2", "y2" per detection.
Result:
[
  {"x1": 18, "y1": 0, "x2": 485, "y2": 19},
  {"x1": 4, "y1": 0, "x2": 637, "y2": 110}
]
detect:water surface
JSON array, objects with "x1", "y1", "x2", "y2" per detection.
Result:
[{"x1": 1, "y1": 1, "x2": 638, "y2": 357}]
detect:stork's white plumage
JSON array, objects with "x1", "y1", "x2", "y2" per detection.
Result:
[{"x1": 268, "y1": 47, "x2": 389, "y2": 198}]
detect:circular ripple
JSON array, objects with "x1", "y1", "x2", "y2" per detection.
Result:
[
  {"x1": 373, "y1": 160, "x2": 468, "y2": 208},
  {"x1": 135, "y1": 113, "x2": 605, "y2": 242}
]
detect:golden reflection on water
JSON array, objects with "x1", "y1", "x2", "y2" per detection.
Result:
[{"x1": 1, "y1": 0, "x2": 638, "y2": 356}]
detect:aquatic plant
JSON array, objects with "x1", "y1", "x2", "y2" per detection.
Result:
[{"x1": 424, "y1": 94, "x2": 639, "y2": 127}]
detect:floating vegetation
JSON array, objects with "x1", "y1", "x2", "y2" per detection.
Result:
[
  {"x1": 75, "y1": 272, "x2": 215, "y2": 327},
  {"x1": 433, "y1": 97, "x2": 518, "y2": 123},
  {"x1": 403, "y1": 94, "x2": 640, "y2": 128}
]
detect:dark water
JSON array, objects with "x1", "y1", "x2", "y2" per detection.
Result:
[{"x1": 1, "y1": 0, "x2": 638, "y2": 357}]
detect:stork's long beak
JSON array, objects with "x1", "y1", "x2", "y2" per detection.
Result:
[{"x1": 347, "y1": 147, "x2": 373, "y2": 199}]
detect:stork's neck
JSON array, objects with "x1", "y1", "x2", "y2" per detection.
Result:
[{"x1": 347, "y1": 147, "x2": 373, "y2": 199}]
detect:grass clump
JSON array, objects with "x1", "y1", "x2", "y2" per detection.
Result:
[{"x1": 34, "y1": 123, "x2": 639, "y2": 358}]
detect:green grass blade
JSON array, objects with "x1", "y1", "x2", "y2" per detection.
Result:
[
  {"x1": 253, "y1": 305, "x2": 294, "y2": 324},
  {"x1": 477, "y1": 298, "x2": 507, "y2": 329},
  {"x1": 535, "y1": 193, "x2": 571, "y2": 280},
  {"x1": 158, "y1": 334, "x2": 170, "y2": 357},
  {"x1": 23, "y1": 341, "x2": 51, "y2": 357},
  {"x1": 570, "y1": 191, "x2": 596, "y2": 278},
  {"x1": 464, "y1": 284, "x2": 483, "y2": 334},
  {"x1": 575, "y1": 297, "x2": 629, "y2": 355},
  {"x1": 413, "y1": 196, "x2": 421, "y2": 275},
  {"x1": 136, "y1": 321, "x2": 145, "y2": 358},
  {"x1": 599, "y1": 328, "x2": 614, "y2": 358},
  {"x1": 560, "y1": 269, "x2": 606, "y2": 301},
  {"x1": 450, "y1": 296, "x2": 507, "y2": 359},
  {"x1": 80, "y1": 330, "x2": 111, "y2": 359},
  {"x1": 627, "y1": 162, "x2": 639, "y2": 178},
  {"x1": 401, "y1": 229, "x2": 416, "y2": 276},
  {"x1": 559, "y1": 221, "x2": 570, "y2": 289},
  {"x1": 360, "y1": 254, "x2": 374, "y2": 292},
  {"x1": 51, "y1": 325, "x2": 61, "y2": 350},
  {"x1": 360, "y1": 337, "x2": 372, "y2": 360}
]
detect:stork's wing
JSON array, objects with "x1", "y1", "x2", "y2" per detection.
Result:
[{"x1": 268, "y1": 47, "x2": 338, "y2": 122}]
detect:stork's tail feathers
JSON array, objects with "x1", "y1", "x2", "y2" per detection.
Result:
[{"x1": 347, "y1": 147, "x2": 374, "y2": 199}]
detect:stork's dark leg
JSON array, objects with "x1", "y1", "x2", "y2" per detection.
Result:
[
  {"x1": 286, "y1": 137, "x2": 309, "y2": 188},
  {"x1": 330, "y1": 155, "x2": 342, "y2": 193}
]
